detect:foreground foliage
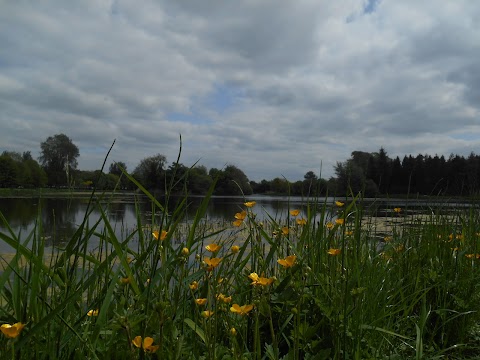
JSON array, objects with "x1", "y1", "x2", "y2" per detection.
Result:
[{"x1": 1, "y1": 169, "x2": 480, "y2": 359}]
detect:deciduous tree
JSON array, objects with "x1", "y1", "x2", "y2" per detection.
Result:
[
  {"x1": 39, "y1": 134, "x2": 79, "y2": 186},
  {"x1": 132, "y1": 154, "x2": 167, "y2": 190}
]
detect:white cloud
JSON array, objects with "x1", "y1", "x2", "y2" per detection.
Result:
[{"x1": 0, "y1": 0, "x2": 479, "y2": 181}]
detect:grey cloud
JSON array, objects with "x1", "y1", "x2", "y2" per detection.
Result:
[
  {"x1": 163, "y1": 0, "x2": 323, "y2": 72},
  {"x1": 447, "y1": 63, "x2": 480, "y2": 109},
  {"x1": 1, "y1": 1, "x2": 480, "y2": 181}
]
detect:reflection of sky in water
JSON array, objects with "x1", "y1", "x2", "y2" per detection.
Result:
[
  {"x1": 0, "y1": 196, "x2": 324, "y2": 254},
  {"x1": 0, "y1": 196, "x2": 472, "y2": 254}
]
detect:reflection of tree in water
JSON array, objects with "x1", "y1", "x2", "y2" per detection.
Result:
[
  {"x1": 207, "y1": 198, "x2": 243, "y2": 221},
  {"x1": 107, "y1": 202, "x2": 127, "y2": 223},
  {"x1": 40, "y1": 198, "x2": 82, "y2": 246},
  {"x1": 1, "y1": 196, "x2": 311, "y2": 250},
  {"x1": 0, "y1": 198, "x2": 39, "y2": 231},
  {"x1": 145, "y1": 196, "x2": 230, "y2": 223}
]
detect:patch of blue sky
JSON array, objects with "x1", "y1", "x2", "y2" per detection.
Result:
[
  {"x1": 167, "y1": 83, "x2": 242, "y2": 124},
  {"x1": 363, "y1": 0, "x2": 380, "y2": 14},
  {"x1": 451, "y1": 133, "x2": 480, "y2": 141},
  {"x1": 207, "y1": 83, "x2": 243, "y2": 114},
  {"x1": 346, "y1": 0, "x2": 380, "y2": 23}
]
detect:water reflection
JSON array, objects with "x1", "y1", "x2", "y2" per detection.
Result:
[
  {"x1": 0, "y1": 195, "x2": 474, "y2": 254},
  {"x1": 40, "y1": 198, "x2": 82, "y2": 243},
  {"x1": 0, "y1": 195, "x2": 317, "y2": 252},
  {"x1": 0, "y1": 198, "x2": 38, "y2": 231}
]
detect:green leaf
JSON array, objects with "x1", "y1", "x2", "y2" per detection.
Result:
[
  {"x1": 184, "y1": 318, "x2": 206, "y2": 344},
  {"x1": 360, "y1": 324, "x2": 411, "y2": 340}
]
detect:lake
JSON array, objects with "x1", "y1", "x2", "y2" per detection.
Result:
[
  {"x1": 0, "y1": 194, "x2": 334, "y2": 253},
  {"x1": 0, "y1": 193, "x2": 475, "y2": 253}
]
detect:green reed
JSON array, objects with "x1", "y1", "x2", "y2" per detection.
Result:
[{"x1": 2, "y1": 162, "x2": 480, "y2": 359}]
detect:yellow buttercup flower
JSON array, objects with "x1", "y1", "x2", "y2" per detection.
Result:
[
  {"x1": 205, "y1": 243, "x2": 221, "y2": 253},
  {"x1": 290, "y1": 209, "x2": 300, "y2": 217},
  {"x1": 132, "y1": 335, "x2": 142, "y2": 348},
  {"x1": 248, "y1": 272, "x2": 274, "y2": 286},
  {"x1": 345, "y1": 230, "x2": 353, "y2": 236},
  {"x1": 152, "y1": 230, "x2": 168, "y2": 241},
  {"x1": 335, "y1": 218, "x2": 344, "y2": 225},
  {"x1": 393, "y1": 207, "x2": 402, "y2": 213},
  {"x1": 281, "y1": 227, "x2": 289, "y2": 235},
  {"x1": 233, "y1": 219, "x2": 243, "y2": 227},
  {"x1": 235, "y1": 210, "x2": 247, "y2": 220},
  {"x1": 277, "y1": 255, "x2": 297, "y2": 268},
  {"x1": 335, "y1": 201, "x2": 345, "y2": 207},
  {"x1": 230, "y1": 303, "x2": 254, "y2": 316},
  {"x1": 217, "y1": 293, "x2": 232, "y2": 303},
  {"x1": 326, "y1": 222, "x2": 334, "y2": 230},
  {"x1": 233, "y1": 210, "x2": 247, "y2": 227},
  {"x1": 189, "y1": 281, "x2": 198, "y2": 290},
  {"x1": 231, "y1": 245, "x2": 240, "y2": 253},
  {"x1": 181, "y1": 247, "x2": 190, "y2": 256},
  {"x1": 201, "y1": 310, "x2": 214, "y2": 318},
  {"x1": 244, "y1": 201, "x2": 256, "y2": 207},
  {"x1": 195, "y1": 298, "x2": 207, "y2": 306},
  {"x1": 204, "y1": 257, "x2": 222, "y2": 271},
  {"x1": 132, "y1": 336, "x2": 159, "y2": 353},
  {"x1": 230, "y1": 327, "x2": 237, "y2": 336},
  {"x1": 257, "y1": 277, "x2": 275, "y2": 286},
  {"x1": 143, "y1": 337, "x2": 159, "y2": 353},
  {"x1": 327, "y1": 248, "x2": 341, "y2": 256},
  {"x1": 87, "y1": 309, "x2": 99, "y2": 317},
  {"x1": 1, "y1": 322, "x2": 25, "y2": 338},
  {"x1": 296, "y1": 218, "x2": 307, "y2": 226}
]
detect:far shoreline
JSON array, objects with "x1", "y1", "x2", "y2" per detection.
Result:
[
  {"x1": 0, "y1": 188, "x2": 138, "y2": 199},
  {"x1": 0, "y1": 188, "x2": 479, "y2": 205}
]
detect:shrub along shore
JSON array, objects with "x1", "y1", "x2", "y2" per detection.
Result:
[{"x1": 1, "y1": 172, "x2": 480, "y2": 359}]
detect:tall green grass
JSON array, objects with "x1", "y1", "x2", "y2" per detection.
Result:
[{"x1": 2, "y1": 163, "x2": 480, "y2": 359}]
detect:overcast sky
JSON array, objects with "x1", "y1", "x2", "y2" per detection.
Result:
[{"x1": 1, "y1": 1, "x2": 479, "y2": 181}]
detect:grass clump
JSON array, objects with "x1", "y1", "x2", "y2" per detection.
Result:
[{"x1": 2, "y1": 162, "x2": 480, "y2": 359}]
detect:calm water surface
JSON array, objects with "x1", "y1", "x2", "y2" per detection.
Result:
[
  {"x1": 0, "y1": 195, "x2": 333, "y2": 253},
  {"x1": 0, "y1": 194, "x2": 475, "y2": 253}
]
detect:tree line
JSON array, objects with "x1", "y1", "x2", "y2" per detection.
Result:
[
  {"x1": 2, "y1": 133, "x2": 480, "y2": 197},
  {"x1": 332, "y1": 148, "x2": 480, "y2": 196}
]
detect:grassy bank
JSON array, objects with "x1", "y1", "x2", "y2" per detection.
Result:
[{"x1": 1, "y1": 176, "x2": 480, "y2": 359}]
